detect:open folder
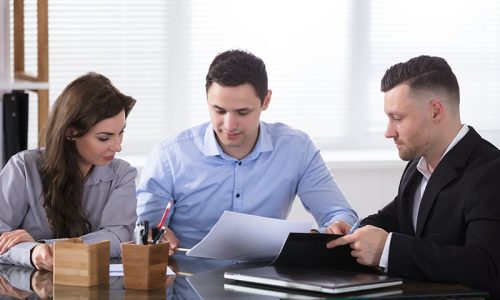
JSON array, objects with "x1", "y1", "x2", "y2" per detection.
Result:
[{"x1": 224, "y1": 233, "x2": 403, "y2": 295}]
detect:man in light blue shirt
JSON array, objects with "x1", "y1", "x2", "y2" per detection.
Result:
[{"x1": 136, "y1": 50, "x2": 357, "y2": 254}]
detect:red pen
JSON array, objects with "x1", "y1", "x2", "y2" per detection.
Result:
[{"x1": 157, "y1": 200, "x2": 173, "y2": 229}]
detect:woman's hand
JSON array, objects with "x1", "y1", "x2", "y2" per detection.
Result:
[
  {"x1": 0, "y1": 229, "x2": 35, "y2": 255},
  {"x1": 31, "y1": 244, "x2": 53, "y2": 272},
  {"x1": 31, "y1": 270, "x2": 53, "y2": 298}
]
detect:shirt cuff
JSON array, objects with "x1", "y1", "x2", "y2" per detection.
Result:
[
  {"x1": 379, "y1": 232, "x2": 392, "y2": 271},
  {"x1": 10, "y1": 242, "x2": 39, "y2": 269}
]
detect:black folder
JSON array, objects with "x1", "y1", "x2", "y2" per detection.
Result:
[
  {"x1": 270, "y1": 233, "x2": 381, "y2": 273},
  {"x1": 224, "y1": 233, "x2": 402, "y2": 295},
  {"x1": 2, "y1": 92, "x2": 29, "y2": 164}
]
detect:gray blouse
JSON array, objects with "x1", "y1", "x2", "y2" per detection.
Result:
[{"x1": 0, "y1": 149, "x2": 137, "y2": 268}]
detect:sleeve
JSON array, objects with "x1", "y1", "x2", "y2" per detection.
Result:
[
  {"x1": 296, "y1": 137, "x2": 358, "y2": 229},
  {"x1": 362, "y1": 160, "x2": 413, "y2": 233},
  {"x1": 80, "y1": 163, "x2": 138, "y2": 258},
  {"x1": 362, "y1": 197, "x2": 401, "y2": 233},
  {"x1": 0, "y1": 264, "x2": 35, "y2": 293},
  {"x1": 0, "y1": 155, "x2": 38, "y2": 268},
  {"x1": 388, "y1": 160, "x2": 500, "y2": 297},
  {"x1": 0, "y1": 242, "x2": 38, "y2": 269},
  {"x1": 0, "y1": 155, "x2": 30, "y2": 234},
  {"x1": 136, "y1": 144, "x2": 174, "y2": 227}
]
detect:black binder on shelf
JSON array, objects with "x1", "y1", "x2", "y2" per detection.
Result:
[{"x1": 2, "y1": 91, "x2": 29, "y2": 164}]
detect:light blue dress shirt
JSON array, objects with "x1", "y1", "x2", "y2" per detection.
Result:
[{"x1": 137, "y1": 122, "x2": 357, "y2": 248}]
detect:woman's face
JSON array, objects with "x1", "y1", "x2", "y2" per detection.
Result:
[{"x1": 73, "y1": 109, "x2": 126, "y2": 176}]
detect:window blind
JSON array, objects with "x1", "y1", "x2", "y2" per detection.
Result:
[{"x1": 13, "y1": 0, "x2": 500, "y2": 159}]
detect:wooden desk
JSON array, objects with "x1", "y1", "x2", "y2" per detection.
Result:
[{"x1": 0, "y1": 254, "x2": 489, "y2": 299}]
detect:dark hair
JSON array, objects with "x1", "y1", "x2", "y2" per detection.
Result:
[
  {"x1": 381, "y1": 55, "x2": 460, "y2": 104},
  {"x1": 205, "y1": 50, "x2": 268, "y2": 104},
  {"x1": 40, "y1": 72, "x2": 136, "y2": 238}
]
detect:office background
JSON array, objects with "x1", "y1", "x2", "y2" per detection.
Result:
[{"x1": 5, "y1": 0, "x2": 500, "y2": 222}]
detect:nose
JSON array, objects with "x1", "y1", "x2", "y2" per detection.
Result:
[
  {"x1": 224, "y1": 112, "x2": 237, "y2": 132},
  {"x1": 385, "y1": 121, "x2": 396, "y2": 139},
  {"x1": 111, "y1": 138, "x2": 122, "y2": 153}
]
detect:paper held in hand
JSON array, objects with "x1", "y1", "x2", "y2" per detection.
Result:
[{"x1": 185, "y1": 211, "x2": 312, "y2": 261}]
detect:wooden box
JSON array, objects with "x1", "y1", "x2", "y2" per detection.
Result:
[
  {"x1": 121, "y1": 242, "x2": 169, "y2": 290},
  {"x1": 53, "y1": 238, "x2": 110, "y2": 287}
]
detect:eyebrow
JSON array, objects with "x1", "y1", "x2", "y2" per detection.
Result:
[
  {"x1": 212, "y1": 104, "x2": 252, "y2": 113},
  {"x1": 95, "y1": 125, "x2": 126, "y2": 135}
]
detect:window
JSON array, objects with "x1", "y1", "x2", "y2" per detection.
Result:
[{"x1": 15, "y1": 0, "x2": 500, "y2": 160}]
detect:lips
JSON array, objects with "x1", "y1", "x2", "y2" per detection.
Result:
[
  {"x1": 224, "y1": 132, "x2": 240, "y2": 140},
  {"x1": 104, "y1": 155, "x2": 114, "y2": 161}
]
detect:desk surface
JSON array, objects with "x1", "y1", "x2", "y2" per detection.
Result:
[{"x1": 0, "y1": 253, "x2": 489, "y2": 299}]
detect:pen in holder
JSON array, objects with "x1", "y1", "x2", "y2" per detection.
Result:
[{"x1": 121, "y1": 241, "x2": 169, "y2": 290}]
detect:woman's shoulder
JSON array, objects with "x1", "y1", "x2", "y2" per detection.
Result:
[
  {"x1": 8, "y1": 149, "x2": 43, "y2": 166},
  {"x1": 108, "y1": 158, "x2": 138, "y2": 176}
]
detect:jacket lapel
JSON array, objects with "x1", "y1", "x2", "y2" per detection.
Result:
[
  {"x1": 399, "y1": 160, "x2": 421, "y2": 236},
  {"x1": 415, "y1": 127, "x2": 482, "y2": 236}
]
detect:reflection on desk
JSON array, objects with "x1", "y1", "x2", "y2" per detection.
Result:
[{"x1": 0, "y1": 253, "x2": 490, "y2": 299}]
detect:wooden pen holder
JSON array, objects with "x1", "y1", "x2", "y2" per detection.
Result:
[
  {"x1": 121, "y1": 242, "x2": 169, "y2": 290},
  {"x1": 53, "y1": 238, "x2": 110, "y2": 287}
]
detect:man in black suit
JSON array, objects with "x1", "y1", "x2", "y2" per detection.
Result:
[{"x1": 327, "y1": 55, "x2": 500, "y2": 297}]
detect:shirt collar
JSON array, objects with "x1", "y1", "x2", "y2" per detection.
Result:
[
  {"x1": 417, "y1": 124, "x2": 469, "y2": 178},
  {"x1": 202, "y1": 122, "x2": 274, "y2": 160}
]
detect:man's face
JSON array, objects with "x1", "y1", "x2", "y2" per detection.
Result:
[
  {"x1": 207, "y1": 82, "x2": 270, "y2": 159},
  {"x1": 384, "y1": 84, "x2": 433, "y2": 161}
]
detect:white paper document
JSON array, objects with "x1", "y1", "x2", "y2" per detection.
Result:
[{"x1": 186, "y1": 211, "x2": 312, "y2": 261}]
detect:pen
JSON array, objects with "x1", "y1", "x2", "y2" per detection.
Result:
[
  {"x1": 134, "y1": 224, "x2": 143, "y2": 245},
  {"x1": 142, "y1": 221, "x2": 149, "y2": 245},
  {"x1": 152, "y1": 227, "x2": 166, "y2": 244},
  {"x1": 157, "y1": 200, "x2": 173, "y2": 229},
  {"x1": 348, "y1": 218, "x2": 364, "y2": 235}
]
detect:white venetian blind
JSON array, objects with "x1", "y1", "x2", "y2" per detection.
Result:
[
  {"x1": 184, "y1": 0, "x2": 352, "y2": 148},
  {"x1": 14, "y1": 0, "x2": 500, "y2": 160},
  {"x1": 17, "y1": 0, "x2": 171, "y2": 156},
  {"x1": 367, "y1": 0, "x2": 500, "y2": 146}
]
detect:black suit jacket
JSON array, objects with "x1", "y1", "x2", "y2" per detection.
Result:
[{"x1": 363, "y1": 127, "x2": 500, "y2": 297}]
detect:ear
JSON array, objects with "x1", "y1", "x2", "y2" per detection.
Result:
[
  {"x1": 261, "y1": 90, "x2": 272, "y2": 111},
  {"x1": 66, "y1": 127, "x2": 78, "y2": 140},
  {"x1": 429, "y1": 99, "x2": 445, "y2": 121}
]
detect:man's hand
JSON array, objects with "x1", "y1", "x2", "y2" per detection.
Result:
[
  {"x1": 161, "y1": 226, "x2": 180, "y2": 256},
  {"x1": 0, "y1": 229, "x2": 35, "y2": 255},
  {"x1": 325, "y1": 220, "x2": 351, "y2": 235},
  {"x1": 31, "y1": 244, "x2": 53, "y2": 271},
  {"x1": 326, "y1": 225, "x2": 388, "y2": 266}
]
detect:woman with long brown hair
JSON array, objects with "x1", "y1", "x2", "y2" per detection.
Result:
[{"x1": 0, "y1": 72, "x2": 137, "y2": 271}]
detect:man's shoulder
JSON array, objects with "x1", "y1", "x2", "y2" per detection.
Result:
[
  {"x1": 263, "y1": 122, "x2": 310, "y2": 143},
  {"x1": 158, "y1": 122, "x2": 208, "y2": 149}
]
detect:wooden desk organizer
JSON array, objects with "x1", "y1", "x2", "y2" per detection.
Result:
[
  {"x1": 53, "y1": 238, "x2": 110, "y2": 287},
  {"x1": 121, "y1": 242, "x2": 169, "y2": 290}
]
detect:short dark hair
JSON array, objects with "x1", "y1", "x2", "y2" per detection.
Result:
[
  {"x1": 205, "y1": 50, "x2": 268, "y2": 104},
  {"x1": 381, "y1": 55, "x2": 460, "y2": 104}
]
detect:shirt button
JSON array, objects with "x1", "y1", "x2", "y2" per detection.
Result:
[{"x1": 236, "y1": 193, "x2": 240, "y2": 198}]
